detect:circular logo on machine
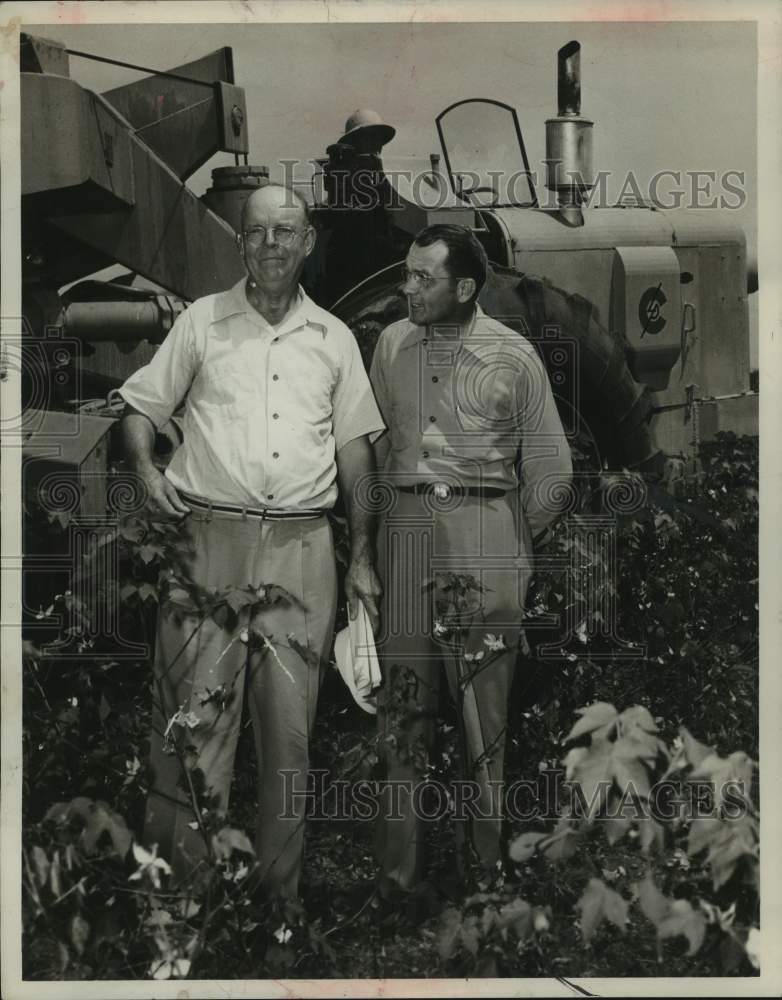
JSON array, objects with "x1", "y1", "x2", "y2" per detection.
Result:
[{"x1": 638, "y1": 284, "x2": 667, "y2": 337}]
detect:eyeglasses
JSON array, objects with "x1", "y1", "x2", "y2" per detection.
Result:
[
  {"x1": 401, "y1": 266, "x2": 460, "y2": 290},
  {"x1": 242, "y1": 226, "x2": 306, "y2": 248}
]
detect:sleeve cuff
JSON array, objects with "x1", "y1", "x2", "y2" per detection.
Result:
[
  {"x1": 116, "y1": 388, "x2": 171, "y2": 431},
  {"x1": 335, "y1": 422, "x2": 387, "y2": 452}
]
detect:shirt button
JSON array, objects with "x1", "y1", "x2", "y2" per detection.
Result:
[
  {"x1": 422, "y1": 450, "x2": 430, "y2": 459},
  {"x1": 272, "y1": 374, "x2": 279, "y2": 381},
  {"x1": 272, "y1": 412, "x2": 279, "y2": 419},
  {"x1": 272, "y1": 451, "x2": 280, "y2": 459},
  {"x1": 267, "y1": 494, "x2": 274, "y2": 500},
  {"x1": 432, "y1": 376, "x2": 439, "y2": 383},
  {"x1": 422, "y1": 339, "x2": 428, "y2": 345},
  {"x1": 429, "y1": 415, "x2": 436, "y2": 423}
]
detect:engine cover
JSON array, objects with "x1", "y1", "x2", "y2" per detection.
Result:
[{"x1": 610, "y1": 245, "x2": 682, "y2": 390}]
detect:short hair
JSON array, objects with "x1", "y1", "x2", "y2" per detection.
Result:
[
  {"x1": 241, "y1": 183, "x2": 312, "y2": 233},
  {"x1": 413, "y1": 223, "x2": 488, "y2": 302}
]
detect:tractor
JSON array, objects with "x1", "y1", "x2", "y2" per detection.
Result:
[{"x1": 18, "y1": 31, "x2": 758, "y2": 518}]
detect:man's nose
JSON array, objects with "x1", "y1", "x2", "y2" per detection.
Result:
[
  {"x1": 401, "y1": 274, "x2": 416, "y2": 293},
  {"x1": 264, "y1": 227, "x2": 279, "y2": 247}
]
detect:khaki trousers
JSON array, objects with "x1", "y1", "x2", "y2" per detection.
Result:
[
  {"x1": 376, "y1": 491, "x2": 532, "y2": 890},
  {"x1": 144, "y1": 509, "x2": 337, "y2": 896}
]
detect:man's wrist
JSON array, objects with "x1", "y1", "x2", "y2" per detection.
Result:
[{"x1": 349, "y1": 539, "x2": 374, "y2": 562}]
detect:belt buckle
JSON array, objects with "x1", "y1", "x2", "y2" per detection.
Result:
[{"x1": 431, "y1": 482, "x2": 451, "y2": 501}]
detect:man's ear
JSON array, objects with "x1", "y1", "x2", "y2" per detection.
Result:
[
  {"x1": 304, "y1": 226, "x2": 317, "y2": 256},
  {"x1": 456, "y1": 277, "x2": 476, "y2": 305}
]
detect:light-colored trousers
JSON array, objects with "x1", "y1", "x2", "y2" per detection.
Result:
[
  {"x1": 143, "y1": 509, "x2": 337, "y2": 896},
  {"x1": 375, "y1": 491, "x2": 532, "y2": 890}
]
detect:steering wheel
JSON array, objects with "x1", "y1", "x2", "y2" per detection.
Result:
[{"x1": 461, "y1": 184, "x2": 500, "y2": 205}]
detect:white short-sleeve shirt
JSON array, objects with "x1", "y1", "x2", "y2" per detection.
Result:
[{"x1": 119, "y1": 279, "x2": 385, "y2": 509}]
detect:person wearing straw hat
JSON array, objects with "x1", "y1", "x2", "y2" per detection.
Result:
[
  {"x1": 323, "y1": 110, "x2": 399, "y2": 300},
  {"x1": 328, "y1": 108, "x2": 396, "y2": 158}
]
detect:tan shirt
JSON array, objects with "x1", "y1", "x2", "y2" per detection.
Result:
[
  {"x1": 370, "y1": 306, "x2": 573, "y2": 539},
  {"x1": 119, "y1": 280, "x2": 385, "y2": 509}
]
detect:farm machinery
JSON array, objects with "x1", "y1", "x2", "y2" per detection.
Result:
[{"x1": 18, "y1": 31, "x2": 758, "y2": 521}]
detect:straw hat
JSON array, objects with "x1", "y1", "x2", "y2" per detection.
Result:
[{"x1": 338, "y1": 108, "x2": 396, "y2": 148}]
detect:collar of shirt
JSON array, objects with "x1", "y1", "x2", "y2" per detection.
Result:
[
  {"x1": 395, "y1": 305, "x2": 496, "y2": 366},
  {"x1": 212, "y1": 278, "x2": 328, "y2": 339}
]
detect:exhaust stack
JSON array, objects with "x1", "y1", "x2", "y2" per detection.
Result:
[{"x1": 545, "y1": 41, "x2": 594, "y2": 226}]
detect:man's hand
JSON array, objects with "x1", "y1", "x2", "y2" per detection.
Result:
[
  {"x1": 121, "y1": 405, "x2": 190, "y2": 522},
  {"x1": 344, "y1": 551, "x2": 382, "y2": 635},
  {"x1": 336, "y1": 435, "x2": 382, "y2": 632},
  {"x1": 139, "y1": 464, "x2": 191, "y2": 521}
]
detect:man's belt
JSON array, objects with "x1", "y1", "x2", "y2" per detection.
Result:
[
  {"x1": 180, "y1": 492, "x2": 325, "y2": 521},
  {"x1": 396, "y1": 483, "x2": 507, "y2": 499}
]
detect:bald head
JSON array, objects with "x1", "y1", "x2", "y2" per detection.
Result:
[
  {"x1": 240, "y1": 183, "x2": 310, "y2": 235},
  {"x1": 239, "y1": 182, "x2": 316, "y2": 297}
]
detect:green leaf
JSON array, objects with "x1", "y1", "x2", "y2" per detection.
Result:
[
  {"x1": 225, "y1": 587, "x2": 256, "y2": 615},
  {"x1": 211, "y1": 827, "x2": 255, "y2": 860},
  {"x1": 690, "y1": 751, "x2": 754, "y2": 809},
  {"x1": 563, "y1": 740, "x2": 613, "y2": 820},
  {"x1": 618, "y1": 707, "x2": 662, "y2": 760},
  {"x1": 635, "y1": 875, "x2": 706, "y2": 956},
  {"x1": 138, "y1": 543, "x2": 165, "y2": 564},
  {"x1": 577, "y1": 878, "x2": 628, "y2": 944},
  {"x1": 611, "y1": 737, "x2": 653, "y2": 798},
  {"x1": 480, "y1": 905, "x2": 497, "y2": 938},
  {"x1": 567, "y1": 702, "x2": 619, "y2": 742},
  {"x1": 508, "y1": 831, "x2": 546, "y2": 862},
  {"x1": 118, "y1": 516, "x2": 146, "y2": 542},
  {"x1": 687, "y1": 817, "x2": 721, "y2": 858},
  {"x1": 636, "y1": 875, "x2": 669, "y2": 926},
  {"x1": 637, "y1": 817, "x2": 664, "y2": 854},
  {"x1": 70, "y1": 914, "x2": 90, "y2": 956},
  {"x1": 620, "y1": 705, "x2": 657, "y2": 732},
  {"x1": 49, "y1": 851, "x2": 62, "y2": 897},
  {"x1": 704, "y1": 813, "x2": 759, "y2": 890},
  {"x1": 83, "y1": 802, "x2": 133, "y2": 858},
  {"x1": 211, "y1": 604, "x2": 230, "y2": 629},
  {"x1": 166, "y1": 586, "x2": 196, "y2": 611},
  {"x1": 31, "y1": 846, "x2": 50, "y2": 888},
  {"x1": 497, "y1": 898, "x2": 533, "y2": 940},
  {"x1": 658, "y1": 899, "x2": 706, "y2": 956},
  {"x1": 678, "y1": 726, "x2": 714, "y2": 769},
  {"x1": 45, "y1": 797, "x2": 132, "y2": 860},
  {"x1": 542, "y1": 818, "x2": 581, "y2": 861},
  {"x1": 459, "y1": 915, "x2": 480, "y2": 957},
  {"x1": 437, "y1": 907, "x2": 462, "y2": 961},
  {"x1": 265, "y1": 584, "x2": 297, "y2": 607},
  {"x1": 604, "y1": 816, "x2": 632, "y2": 846}
]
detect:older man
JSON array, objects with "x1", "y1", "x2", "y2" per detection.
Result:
[
  {"x1": 119, "y1": 184, "x2": 384, "y2": 896},
  {"x1": 370, "y1": 224, "x2": 572, "y2": 892}
]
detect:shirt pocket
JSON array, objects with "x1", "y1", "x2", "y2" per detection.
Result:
[
  {"x1": 447, "y1": 401, "x2": 517, "y2": 462},
  {"x1": 197, "y1": 359, "x2": 261, "y2": 419}
]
